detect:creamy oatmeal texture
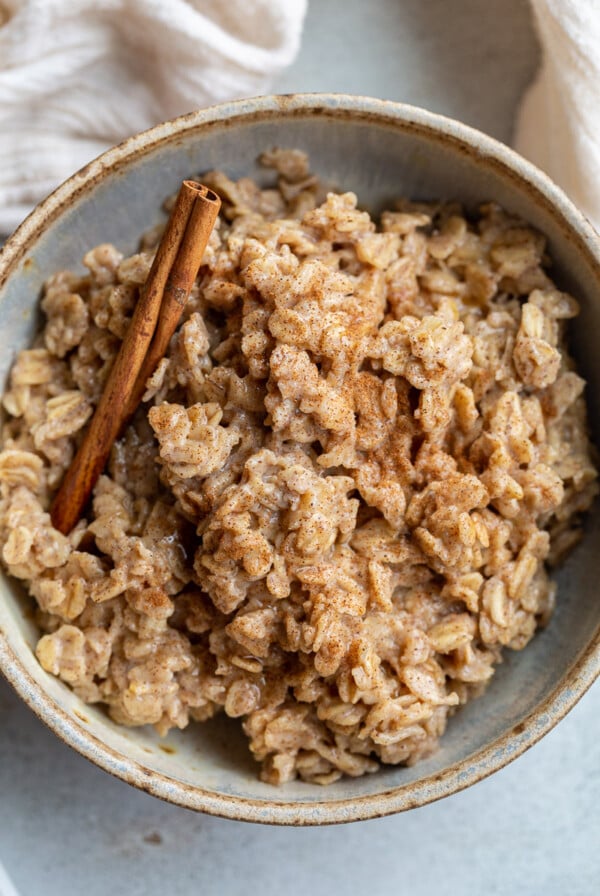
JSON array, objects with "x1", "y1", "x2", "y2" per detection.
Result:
[{"x1": 0, "y1": 150, "x2": 597, "y2": 784}]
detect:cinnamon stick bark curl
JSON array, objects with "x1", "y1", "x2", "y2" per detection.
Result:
[{"x1": 50, "y1": 181, "x2": 221, "y2": 534}]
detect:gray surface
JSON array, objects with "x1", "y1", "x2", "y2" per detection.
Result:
[
  {"x1": 1, "y1": 0, "x2": 599, "y2": 892},
  {"x1": 1, "y1": 676, "x2": 599, "y2": 895},
  {"x1": 276, "y1": 0, "x2": 540, "y2": 142}
]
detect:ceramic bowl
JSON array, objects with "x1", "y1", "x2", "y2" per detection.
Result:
[{"x1": 1, "y1": 95, "x2": 599, "y2": 825}]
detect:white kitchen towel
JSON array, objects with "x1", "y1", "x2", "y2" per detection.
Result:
[
  {"x1": 515, "y1": 0, "x2": 600, "y2": 228},
  {"x1": 0, "y1": 0, "x2": 307, "y2": 233}
]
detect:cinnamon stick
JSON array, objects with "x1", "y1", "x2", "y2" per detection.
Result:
[
  {"x1": 50, "y1": 181, "x2": 221, "y2": 535},
  {"x1": 125, "y1": 184, "x2": 221, "y2": 418}
]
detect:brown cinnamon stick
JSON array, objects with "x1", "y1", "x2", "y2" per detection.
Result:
[
  {"x1": 125, "y1": 184, "x2": 221, "y2": 418},
  {"x1": 50, "y1": 181, "x2": 221, "y2": 535}
]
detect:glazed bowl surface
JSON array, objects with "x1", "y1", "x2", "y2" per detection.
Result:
[{"x1": 1, "y1": 94, "x2": 599, "y2": 825}]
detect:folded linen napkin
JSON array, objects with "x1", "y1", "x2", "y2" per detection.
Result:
[
  {"x1": 515, "y1": 0, "x2": 600, "y2": 229},
  {"x1": 0, "y1": 0, "x2": 307, "y2": 233}
]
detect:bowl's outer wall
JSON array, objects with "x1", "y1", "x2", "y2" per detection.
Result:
[{"x1": 0, "y1": 98, "x2": 599, "y2": 824}]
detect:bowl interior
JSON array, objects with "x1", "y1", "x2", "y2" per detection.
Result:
[{"x1": 1, "y1": 98, "x2": 599, "y2": 823}]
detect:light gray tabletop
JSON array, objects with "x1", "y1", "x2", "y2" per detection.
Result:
[{"x1": 1, "y1": 2, "x2": 599, "y2": 894}]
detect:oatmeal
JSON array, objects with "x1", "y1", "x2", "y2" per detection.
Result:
[{"x1": 0, "y1": 150, "x2": 596, "y2": 784}]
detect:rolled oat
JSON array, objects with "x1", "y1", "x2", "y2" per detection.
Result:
[{"x1": 0, "y1": 151, "x2": 596, "y2": 784}]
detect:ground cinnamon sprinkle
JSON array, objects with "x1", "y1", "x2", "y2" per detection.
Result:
[{"x1": 0, "y1": 149, "x2": 596, "y2": 785}]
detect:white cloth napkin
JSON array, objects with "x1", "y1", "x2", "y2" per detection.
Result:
[
  {"x1": 0, "y1": 0, "x2": 307, "y2": 233},
  {"x1": 515, "y1": 0, "x2": 600, "y2": 229}
]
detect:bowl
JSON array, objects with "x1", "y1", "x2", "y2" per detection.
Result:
[{"x1": 1, "y1": 94, "x2": 599, "y2": 825}]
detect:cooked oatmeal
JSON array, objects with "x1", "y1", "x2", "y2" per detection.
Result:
[{"x1": 0, "y1": 149, "x2": 597, "y2": 784}]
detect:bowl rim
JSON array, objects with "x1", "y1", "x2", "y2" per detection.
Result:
[{"x1": 0, "y1": 92, "x2": 599, "y2": 825}]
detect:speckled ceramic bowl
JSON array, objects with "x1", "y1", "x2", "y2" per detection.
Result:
[{"x1": 1, "y1": 95, "x2": 599, "y2": 825}]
